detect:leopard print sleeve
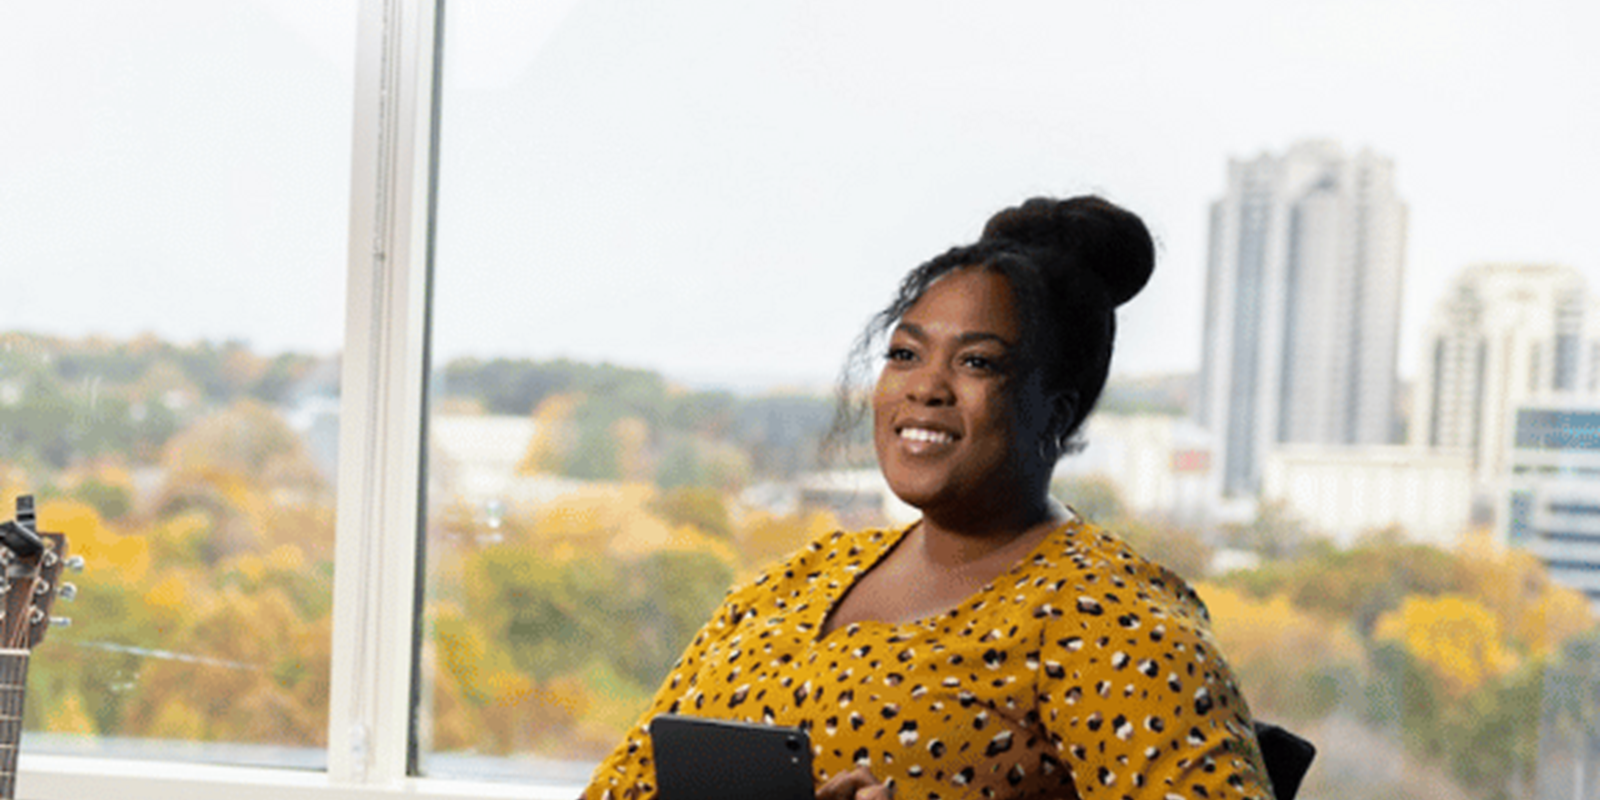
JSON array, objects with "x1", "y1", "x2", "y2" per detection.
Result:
[{"x1": 1033, "y1": 529, "x2": 1275, "y2": 800}]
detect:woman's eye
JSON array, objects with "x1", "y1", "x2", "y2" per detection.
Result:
[
  {"x1": 886, "y1": 346, "x2": 916, "y2": 362},
  {"x1": 962, "y1": 354, "x2": 998, "y2": 371}
]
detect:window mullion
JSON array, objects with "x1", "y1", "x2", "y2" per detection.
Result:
[{"x1": 329, "y1": 0, "x2": 440, "y2": 788}]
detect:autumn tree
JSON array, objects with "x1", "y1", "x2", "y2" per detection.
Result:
[{"x1": 1222, "y1": 498, "x2": 1312, "y2": 560}]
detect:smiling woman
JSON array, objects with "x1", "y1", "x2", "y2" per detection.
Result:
[
  {"x1": 581, "y1": 198, "x2": 1274, "y2": 800},
  {"x1": 8, "y1": 0, "x2": 1592, "y2": 798}
]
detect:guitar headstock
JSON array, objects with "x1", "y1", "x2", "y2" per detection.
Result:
[{"x1": 0, "y1": 496, "x2": 78, "y2": 652}]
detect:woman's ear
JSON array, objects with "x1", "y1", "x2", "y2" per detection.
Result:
[
  {"x1": 1038, "y1": 391, "x2": 1077, "y2": 462},
  {"x1": 1051, "y1": 392, "x2": 1077, "y2": 441}
]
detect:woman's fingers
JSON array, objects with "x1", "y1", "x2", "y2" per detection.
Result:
[{"x1": 816, "y1": 766, "x2": 893, "y2": 800}]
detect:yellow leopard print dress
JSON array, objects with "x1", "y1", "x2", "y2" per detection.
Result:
[{"x1": 583, "y1": 520, "x2": 1274, "y2": 800}]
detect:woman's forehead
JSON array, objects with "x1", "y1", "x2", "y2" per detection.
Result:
[{"x1": 898, "y1": 269, "x2": 1021, "y2": 341}]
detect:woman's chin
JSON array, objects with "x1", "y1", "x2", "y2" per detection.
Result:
[{"x1": 883, "y1": 476, "x2": 944, "y2": 513}]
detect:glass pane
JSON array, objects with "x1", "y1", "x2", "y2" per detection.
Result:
[
  {"x1": 421, "y1": 2, "x2": 1600, "y2": 797},
  {"x1": 0, "y1": 1, "x2": 356, "y2": 768}
]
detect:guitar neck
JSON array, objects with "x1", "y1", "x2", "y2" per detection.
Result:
[{"x1": 0, "y1": 650, "x2": 29, "y2": 800}]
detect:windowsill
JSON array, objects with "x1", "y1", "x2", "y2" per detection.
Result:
[{"x1": 18, "y1": 754, "x2": 584, "y2": 800}]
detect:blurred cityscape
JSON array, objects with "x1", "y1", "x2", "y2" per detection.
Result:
[{"x1": 3, "y1": 139, "x2": 1598, "y2": 800}]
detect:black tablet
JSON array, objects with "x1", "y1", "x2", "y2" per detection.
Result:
[{"x1": 649, "y1": 713, "x2": 815, "y2": 800}]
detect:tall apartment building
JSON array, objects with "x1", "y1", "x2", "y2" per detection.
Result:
[
  {"x1": 1198, "y1": 141, "x2": 1408, "y2": 496},
  {"x1": 1411, "y1": 264, "x2": 1599, "y2": 488}
]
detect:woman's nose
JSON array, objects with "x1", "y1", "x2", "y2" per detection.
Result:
[{"x1": 906, "y1": 364, "x2": 954, "y2": 406}]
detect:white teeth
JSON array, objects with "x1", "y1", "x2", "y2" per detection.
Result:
[{"x1": 901, "y1": 427, "x2": 954, "y2": 444}]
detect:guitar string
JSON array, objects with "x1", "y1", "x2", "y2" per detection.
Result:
[{"x1": 8, "y1": 556, "x2": 45, "y2": 650}]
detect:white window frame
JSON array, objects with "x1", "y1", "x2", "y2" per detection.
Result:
[{"x1": 14, "y1": 1, "x2": 583, "y2": 797}]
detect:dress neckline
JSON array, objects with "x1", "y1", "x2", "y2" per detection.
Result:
[{"x1": 815, "y1": 516, "x2": 1085, "y2": 642}]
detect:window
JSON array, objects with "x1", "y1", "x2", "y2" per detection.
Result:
[
  {"x1": 6, "y1": 2, "x2": 1599, "y2": 799},
  {"x1": 3, "y1": 0, "x2": 356, "y2": 771}
]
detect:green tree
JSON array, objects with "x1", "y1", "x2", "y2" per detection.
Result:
[
  {"x1": 1221, "y1": 498, "x2": 1311, "y2": 559},
  {"x1": 650, "y1": 486, "x2": 733, "y2": 539}
]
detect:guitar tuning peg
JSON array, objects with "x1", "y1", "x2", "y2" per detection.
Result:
[
  {"x1": 49, "y1": 617, "x2": 71, "y2": 629},
  {"x1": 59, "y1": 583, "x2": 77, "y2": 601},
  {"x1": 65, "y1": 556, "x2": 85, "y2": 572}
]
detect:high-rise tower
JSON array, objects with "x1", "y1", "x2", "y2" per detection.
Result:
[
  {"x1": 1412, "y1": 263, "x2": 1596, "y2": 487},
  {"x1": 1197, "y1": 141, "x2": 1408, "y2": 496}
]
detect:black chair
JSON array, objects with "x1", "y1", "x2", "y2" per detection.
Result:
[{"x1": 1253, "y1": 722, "x2": 1316, "y2": 800}]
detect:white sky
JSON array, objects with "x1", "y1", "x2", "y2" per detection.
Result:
[{"x1": 4, "y1": 0, "x2": 1597, "y2": 393}]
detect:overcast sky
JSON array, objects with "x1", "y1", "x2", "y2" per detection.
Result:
[{"x1": 5, "y1": 0, "x2": 1597, "y2": 393}]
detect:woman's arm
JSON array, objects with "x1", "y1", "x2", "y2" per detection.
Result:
[{"x1": 1034, "y1": 552, "x2": 1276, "y2": 800}]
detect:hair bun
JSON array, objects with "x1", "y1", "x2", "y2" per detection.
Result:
[{"x1": 980, "y1": 196, "x2": 1155, "y2": 307}]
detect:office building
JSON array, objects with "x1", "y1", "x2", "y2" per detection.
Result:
[
  {"x1": 1412, "y1": 264, "x2": 1598, "y2": 490},
  {"x1": 1502, "y1": 399, "x2": 1600, "y2": 611},
  {"x1": 1198, "y1": 141, "x2": 1408, "y2": 495},
  {"x1": 1262, "y1": 445, "x2": 1473, "y2": 548}
]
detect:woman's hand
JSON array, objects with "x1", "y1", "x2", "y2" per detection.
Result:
[{"x1": 816, "y1": 766, "x2": 893, "y2": 800}]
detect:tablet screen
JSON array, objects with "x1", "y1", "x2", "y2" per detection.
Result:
[{"x1": 649, "y1": 714, "x2": 815, "y2": 800}]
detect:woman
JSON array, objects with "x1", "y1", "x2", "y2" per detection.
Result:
[{"x1": 583, "y1": 196, "x2": 1273, "y2": 800}]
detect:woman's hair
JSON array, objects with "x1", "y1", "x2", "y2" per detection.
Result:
[{"x1": 826, "y1": 195, "x2": 1155, "y2": 462}]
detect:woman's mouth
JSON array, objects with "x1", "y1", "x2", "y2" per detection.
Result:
[
  {"x1": 896, "y1": 425, "x2": 958, "y2": 455},
  {"x1": 900, "y1": 427, "x2": 955, "y2": 445}
]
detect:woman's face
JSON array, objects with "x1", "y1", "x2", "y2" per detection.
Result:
[{"x1": 872, "y1": 268, "x2": 1053, "y2": 517}]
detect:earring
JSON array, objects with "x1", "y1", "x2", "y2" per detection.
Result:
[
  {"x1": 1038, "y1": 435, "x2": 1058, "y2": 463},
  {"x1": 1040, "y1": 395, "x2": 1077, "y2": 462}
]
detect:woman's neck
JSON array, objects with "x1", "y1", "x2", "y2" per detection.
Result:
[{"x1": 915, "y1": 496, "x2": 1069, "y2": 569}]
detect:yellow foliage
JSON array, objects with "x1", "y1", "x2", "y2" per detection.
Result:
[
  {"x1": 735, "y1": 508, "x2": 841, "y2": 572},
  {"x1": 611, "y1": 417, "x2": 652, "y2": 482},
  {"x1": 144, "y1": 573, "x2": 190, "y2": 613},
  {"x1": 519, "y1": 393, "x2": 581, "y2": 475},
  {"x1": 1516, "y1": 588, "x2": 1594, "y2": 658},
  {"x1": 38, "y1": 498, "x2": 150, "y2": 583},
  {"x1": 212, "y1": 472, "x2": 273, "y2": 536},
  {"x1": 426, "y1": 668, "x2": 479, "y2": 752},
  {"x1": 150, "y1": 509, "x2": 213, "y2": 557},
  {"x1": 57, "y1": 460, "x2": 136, "y2": 496},
  {"x1": 1194, "y1": 583, "x2": 1362, "y2": 719},
  {"x1": 433, "y1": 605, "x2": 492, "y2": 703},
  {"x1": 232, "y1": 553, "x2": 267, "y2": 583},
  {"x1": 1199, "y1": 583, "x2": 1362, "y2": 668},
  {"x1": 532, "y1": 484, "x2": 656, "y2": 544},
  {"x1": 538, "y1": 674, "x2": 592, "y2": 719},
  {"x1": 1375, "y1": 594, "x2": 1519, "y2": 698},
  {"x1": 475, "y1": 668, "x2": 589, "y2": 754},
  {"x1": 258, "y1": 502, "x2": 336, "y2": 560},
  {"x1": 265, "y1": 544, "x2": 306, "y2": 573},
  {"x1": 46, "y1": 691, "x2": 97, "y2": 736},
  {"x1": 522, "y1": 483, "x2": 744, "y2": 566},
  {"x1": 162, "y1": 400, "x2": 319, "y2": 487},
  {"x1": 607, "y1": 519, "x2": 740, "y2": 568},
  {"x1": 1455, "y1": 532, "x2": 1595, "y2": 657},
  {"x1": 487, "y1": 669, "x2": 537, "y2": 707},
  {"x1": 148, "y1": 697, "x2": 208, "y2": 740}
]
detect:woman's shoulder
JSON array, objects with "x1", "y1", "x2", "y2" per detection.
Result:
[
  {"x1": 1043, "y1": 517, "x2": 1214, "y2": 631},
  {"x1": 726, "y1": 523, "x2": 909, "y2": 604}
]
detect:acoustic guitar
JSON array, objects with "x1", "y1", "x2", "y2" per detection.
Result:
[{"x1": 0, "y1": 496, "x2": 78, "y2": 799}]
